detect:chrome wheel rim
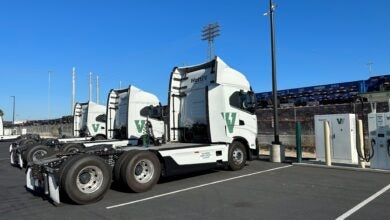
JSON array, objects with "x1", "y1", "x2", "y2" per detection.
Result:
[
  {"x1": 232, "y1": 148, "x2": 244, "y2": 165},
  {"x1": 133, "y1": 159, "x2": 155, "y2": 184},
  {"x1": 32, "y1": 149, "x2": 48, "y2": 162},
  {"x1": 76, "y1": 166, "x2": 104, "y2": 194}
]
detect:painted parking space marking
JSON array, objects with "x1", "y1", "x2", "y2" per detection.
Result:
[
  {"x1": 106, "y1": 165, "x2": 292, "y2": 209},
  {"x1": 336, "y1": 183, "x2": 390, "y2": 220}
]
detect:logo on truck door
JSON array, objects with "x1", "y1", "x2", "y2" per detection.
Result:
[
  {"x1": 135, "y1": 120, "x2": 146, "y2": 133},
  {"x1": 221, "y1": 112, "x2": 237, "y2": 133},
  {"x1": 336, "y1": 118, "x2": 344, "y2": 125},
  {"x1": 91, "y1": 124, "x2": 101, "y2": 133}
]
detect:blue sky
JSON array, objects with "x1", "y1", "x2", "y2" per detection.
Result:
[{"x1": 0, "y1": 0, "x2": 389, "y2": 121}]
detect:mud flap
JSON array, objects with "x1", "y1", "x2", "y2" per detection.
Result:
[
  {"x1": 10, "y1": 151, "x2": 15, "y2": 165},
  {"x1": 48, "y1": 174, "x2": 60, "y2": 204},
  {"x1": 18, "y1": 153, "x2": 23, "y2": 168},
  {"x1": 26, "y1": 168, "x2": 34, "y2": 190}
]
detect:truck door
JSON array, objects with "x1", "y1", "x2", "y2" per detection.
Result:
[{"x1": 208, "y1": 85, "x2": 232, "y2": 143}]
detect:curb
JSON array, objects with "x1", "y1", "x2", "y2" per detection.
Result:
[{"x1": 292, "y1": 162, "x2": 390, "y2": 174}]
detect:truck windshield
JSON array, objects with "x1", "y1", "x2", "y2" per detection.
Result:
[
  {"x1": 229, "y1": 90, "x2": 256, "y2": 114},
  {"x1": 140, "y1": 105, "x2": 165, "y2": 120}
]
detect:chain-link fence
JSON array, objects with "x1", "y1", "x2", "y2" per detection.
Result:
[{"x1": 11, "y1": 123, "x2": 73, "y2": 138}]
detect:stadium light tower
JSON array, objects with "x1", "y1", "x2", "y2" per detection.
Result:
[
  {"x1": 201, "y1": 22, "x2": 220, "y2": 60},
  {"x1": 264, "y1": 0, "x2": 283, "y2": 162}
]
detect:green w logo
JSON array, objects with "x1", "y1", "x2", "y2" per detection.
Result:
[
  {"x1": 91, "y1": 124, "x2": 100, "y2": 133},
  {"x1": 221, "y1": 112, "x2": 237, "y2": 133},
  {"x1": 135, "y1": 120, "x2": 146, "y2": 133},
  {"x1": 336, "y1": 118, "x2": 344, "y2": 124}
]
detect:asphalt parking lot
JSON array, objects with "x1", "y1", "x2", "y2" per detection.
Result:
[{"x1": 0, "y1": 141, "x2": 389, "y2": 220}]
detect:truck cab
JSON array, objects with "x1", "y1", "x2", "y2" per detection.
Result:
[
  {"x1": 73, "y1": 101, "x2": 106, "y2": 139},
  {"x1": 169, "y1": 57, "x2": 257, "y2": 156},
  {"x1": 106, "y1": 86, "x2": 165, "y2": 141}
]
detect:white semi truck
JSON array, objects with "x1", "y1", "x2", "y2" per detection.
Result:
[
  {"x1": 11, "y1": 86, "x2": 164, "y2": 167},
  {"x1": 26, "y1": 57, "x2": 258, "y2": 205},
  {"x1": 9, "y1": 101, "x2": 106, "y2": 167},
  {"x1": 0, "y1": 115, "x2": 20, "y2": 141},
  {"x1": 72, "y1": 101, "x2": 107, "y2": 140}
]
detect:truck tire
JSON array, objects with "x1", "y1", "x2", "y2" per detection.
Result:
[
  {"x1": 21, "y1": 143, "x2": 41, "y2": 161},
  {"x1": 228, "y1": 141, "x2": 247, "y2": 171},
  {"x1": 20, "y1": 138, "x2": 38, "y2": 146},
  {"x1": 60, "y1": 155, "x2": 111, "y2": 205},
  {"x1": 61, "y1": 143, "x2": 84, "y2": 153},
  {"x1": 25, "y1": 145, "x2": 52, "y2": 165},
  {"x1": 92, "y1": 135, "x2": 106, "y2": 141},
  {"x1": 120, "y1": 151, "x2": 161, "y2": 193},
  {"x1": 113, "y1": 150, "x2": 138, "y2": 183}
]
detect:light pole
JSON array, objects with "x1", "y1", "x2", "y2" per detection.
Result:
[
  {"x1": 10, "y1": 96, "x2": 15, "y2": 126},
  {"x1": 48, "y1": 71, "x2": 52, "y2": 120},
  {"x1": 201, "y1": 22, "x2": 220, "y2": 60},
  {"x1": 265, "y1": 0, "x2": 283, "y2": 162}
]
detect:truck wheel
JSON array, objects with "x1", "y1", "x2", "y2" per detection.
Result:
[
  {"x1": 20, "y1": 138, "x2": 38, "y2": 146},
  {"x1": 21, "y1": 144, "x2": 39, "y2": 161},
  {"x1": 60, "y1": 155, "x2": 111, "y2": 205},
  {"x1": 113, "y1": 150, "x2": 138, "y2": 183},
  {"x1": 25, "y1": 145, "x2": 52, "y2": 164},
  {"x1": 120, "y1": 151, "x2": 161, "y2": 193},
  {"x1": 228, "y1": 141, "x2": 247, "y2": 171},
  {"x1": 62, "y1": 143, "x2": 84, "y2": 153}
]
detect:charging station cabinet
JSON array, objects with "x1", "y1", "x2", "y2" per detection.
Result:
[
  {"x1": 368, "y1": 112, "x2": 390, "y2": 170},
  {"x1": 314, "y1": 114, "x2": 358, "y2": 164}
]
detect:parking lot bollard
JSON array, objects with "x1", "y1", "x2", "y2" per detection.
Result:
[{"x1": 324, "y1": 120, "x2": 331, "y2": 166}]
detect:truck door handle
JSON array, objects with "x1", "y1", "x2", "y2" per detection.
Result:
[{"x1": 239, "y1": 120, "x2": 245, "y2": 126}]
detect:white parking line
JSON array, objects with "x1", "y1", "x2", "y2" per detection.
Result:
[
  {"x1": 336, "y1": 183, "x2": 390, "y2": 220},
  {"x1": 106, "y1": 165, "x2": 292, "y2": 209}
]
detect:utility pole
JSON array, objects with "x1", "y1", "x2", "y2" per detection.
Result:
[
  {"x1": 10, "y1": 96, "x2": 15, "y2": 126},
  {"x1": 48, "y1": 71, "x2": 52, "y2": 120},
  {"x1": 264, "y1": 0, "x2": 283, "y2": 162},
  {"x1": 89, "y1": 72, "x2": 93, "y2": 101},
  {"x1": 72, "y1": 67, "x2": 76, "y2": 115},
  {"x1": 96, "y1": 75, "x2": 99, "y2": 104},
  {"x1": 367, "y1": 61, "x2": 373, "y2": 75},
  {"x1": 201, "y1": 23, "x2": 220, "y2": 60},
  {"x1": 119, "y1": 81, "x2": 122, "y2": 89}
]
